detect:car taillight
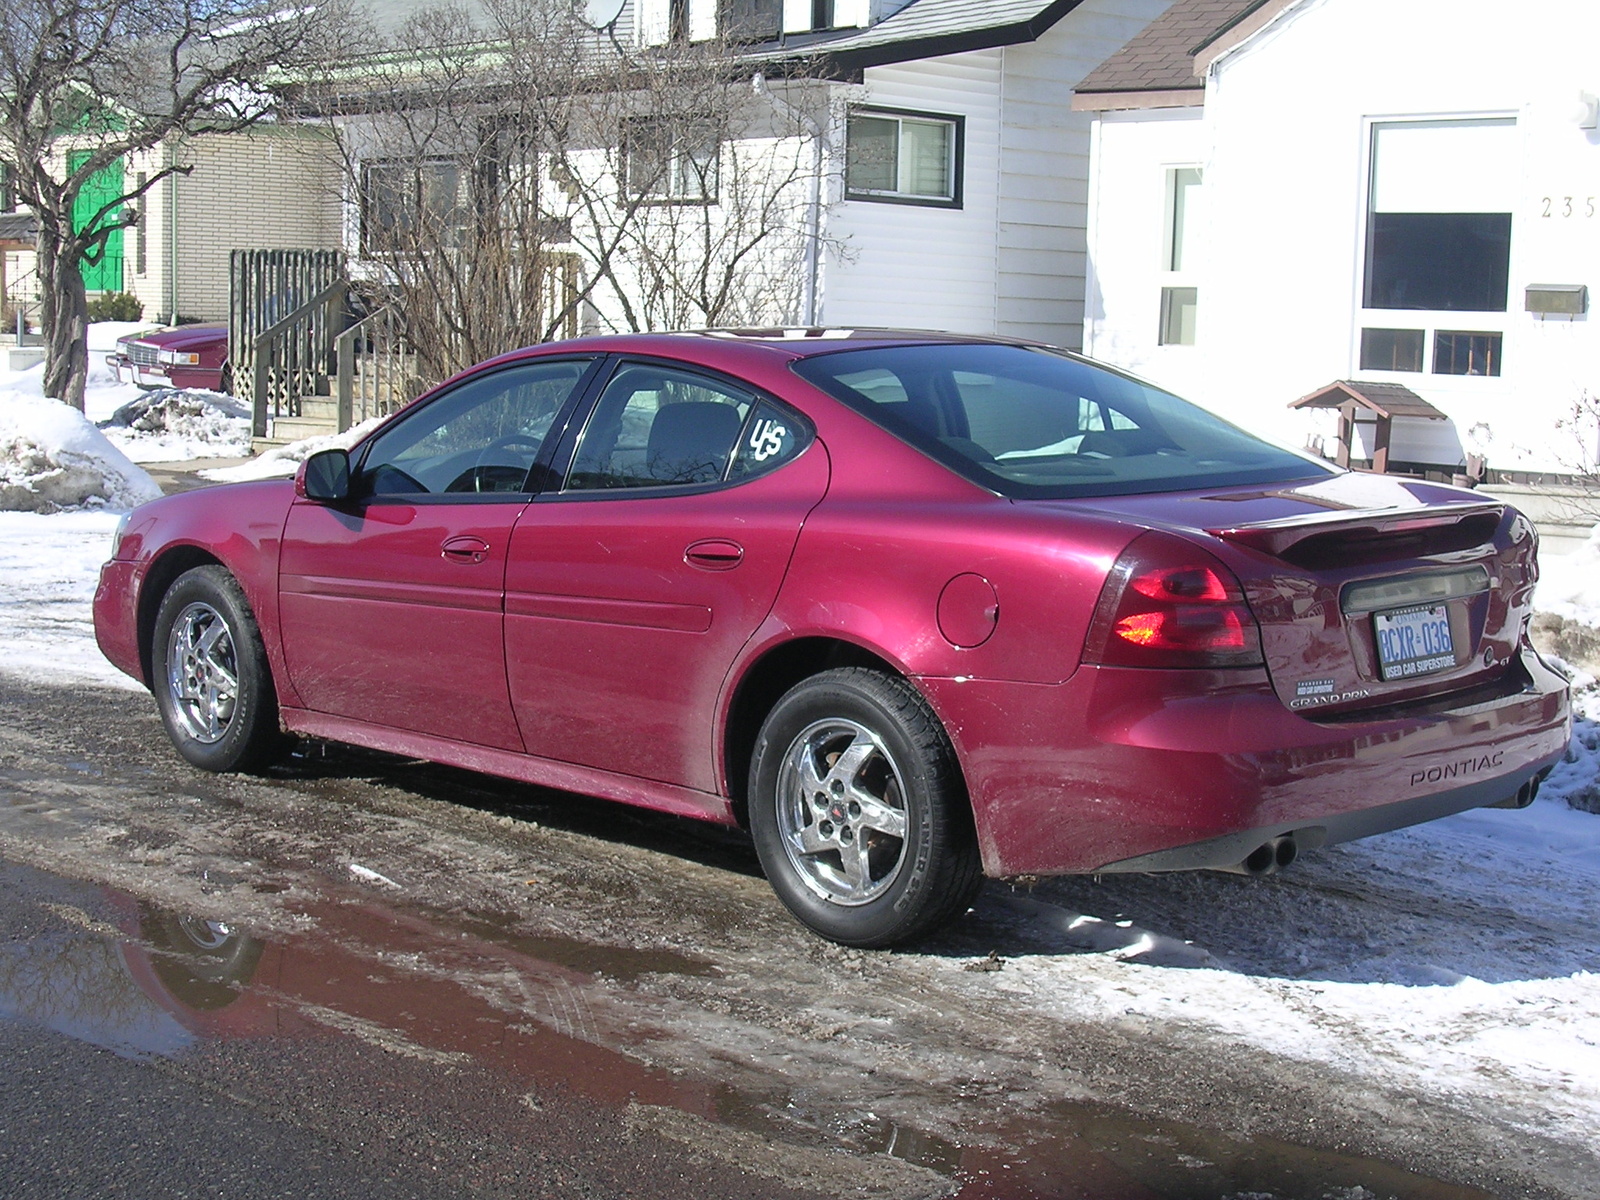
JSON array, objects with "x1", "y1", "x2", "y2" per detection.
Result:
[{"x1": 1083, "y1": 531, "x2": 1264, "y2": 668}]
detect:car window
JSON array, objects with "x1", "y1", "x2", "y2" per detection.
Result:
[
  {"x1": 793, "y1": 343, "x2": 1331, "y2": 500},
  {"x1": 357, "y1": 359, "x2": 592, "y2": 498},
  {"x1": 727, "y1": 400, "x2": 808, "y2": 481},
  {"x1": 566, "y1": 364, "x2": 754, "y2": 490}
]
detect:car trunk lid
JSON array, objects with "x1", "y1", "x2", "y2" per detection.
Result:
[{"x1": 1039, "y1": 472, "x2": 1537, "y2": 715}]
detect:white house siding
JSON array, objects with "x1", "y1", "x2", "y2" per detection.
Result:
[
  {"x1": 1082, "y1": 107, "x2": 1210, "y2": 397},
  {"x1": 1084, "y1": 0, "x2": 1600, "y2": 475},
  {"x1": 997, "y1": 0, "x2": 1171, "y2": 348},
  {"x1": 822, "y1": 51, "x2": 1005, "y2": 334},
  {"x1": 133, "y1": 128, "x2": 342, "y2": 323}
]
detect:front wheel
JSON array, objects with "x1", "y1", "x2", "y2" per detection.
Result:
[
  {"x1": 152, "y1": 565, "x2": 280, "y2": 773},
  {"x1": 748, "y1": 668, "x2": 983, "y2": 947}
]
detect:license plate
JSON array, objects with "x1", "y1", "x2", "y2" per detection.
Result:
[{"x1": 1373, "y1": 604, "x2": 1455, "y2": 680}]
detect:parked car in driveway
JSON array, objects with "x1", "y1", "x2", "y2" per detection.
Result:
[
  {"x1": 92, "y1": 330, "x2": 1571, "y2": 946},
  {"x1": 107, "y1": 324, "x2": 230, "y2": 393}
]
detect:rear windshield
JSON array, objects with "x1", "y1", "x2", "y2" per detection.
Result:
[{"x1": 791, "y1": 343, "x2": 1331, "y2": 499}]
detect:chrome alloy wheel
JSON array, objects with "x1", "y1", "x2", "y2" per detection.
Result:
[
  {"x1": 775, "y1": 718, "x2": 910, "y2": 906},
  {"x1": 164, "y1": 601, "x2": 240, "y2": 744}
]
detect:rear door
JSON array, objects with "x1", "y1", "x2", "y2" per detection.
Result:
[
  {"x1": 503, "y1": 359, "x2": 827, "y2": 792},
  {"x1": 277, "y1": 357, "x2": 597, "y2": 750}
]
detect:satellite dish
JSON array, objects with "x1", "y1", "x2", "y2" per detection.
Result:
[{"x1": 582, "y1": 0, "x2": 626, "y2": 29}]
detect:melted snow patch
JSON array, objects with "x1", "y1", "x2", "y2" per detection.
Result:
[{"x1": 0, "y1": 394, "x2": 161, "y2": 513}]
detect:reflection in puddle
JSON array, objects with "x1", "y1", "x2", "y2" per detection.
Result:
[{"x1": 2, "y1": 866, "x2": 1494, "y2": 1200}]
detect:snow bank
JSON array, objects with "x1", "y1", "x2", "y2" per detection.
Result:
[
  {"x1": 98, "y1": 388, "x2": 251, "y2": 463},
  {"x1": 200, "y1": 416, "x2": 385, "y2": 482},
  {"x1": 0, "y1": 394, "x2": 161, "y2": 513},
  {"x1": 0, "y1": 510, "x2": 142, "y2": 691},
  {"x1": 1537, "y1": 521, "x2": 1600, "y2": 628}
]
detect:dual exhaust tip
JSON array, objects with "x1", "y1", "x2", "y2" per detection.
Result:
[{"x1": 1223, "y1": 834, "x2": 1299, "y2": 878}]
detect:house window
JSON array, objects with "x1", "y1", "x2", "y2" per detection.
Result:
[
  {"x1": 625, "y1": 118, "x2": 719, "y2": 202},
  {"x1": 1433, "y1": 331, "x2": 1502, "y2": 376},
  {"x1": 1157, "y1": 167, "x2": 1202, "y2": 345},
  {"x1": 845, "y1": 110, "x2": 962, "y2": 207},
  {"x1": 0, "y1": 163, "x2": 15, "y2": 212},
  {"x1": 1363, "y1": 120, "x2": 1514, "y2": 312},
  {"x1": 360, "y1": 158, "x2": 465, "y2": 254},
  {"x1": 719, "y1": 0, "x2": 781, "y2": 40},
  {"x1": 1359, "y1": 327, "x2": 1424, "y2": 372}
]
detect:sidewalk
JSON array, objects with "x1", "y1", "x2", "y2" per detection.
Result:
[{"x1": 140, "y1": 456, "x2": 253, "y2": 495}]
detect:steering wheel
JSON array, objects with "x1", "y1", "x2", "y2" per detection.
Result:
[{"x1": 441, "y1": 435, "x2": 546, "y2": 495}]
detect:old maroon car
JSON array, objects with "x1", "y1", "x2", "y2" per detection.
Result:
[
  {"x1": 107, "y1": 323, "x2": 231, "y2": 392},
  {"x1": 93, "y1": 331, "x2": 1570, "y2": 946}
]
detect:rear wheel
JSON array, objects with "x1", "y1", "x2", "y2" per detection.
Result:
[
  {"x1": 152, "y1": 565, "x2": 280, "y2": 772},
  {"x1": 748, "y1": 668, "x2": 983, "y2": 947}
]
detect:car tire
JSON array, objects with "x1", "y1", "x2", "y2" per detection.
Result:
[
  {"x1": 748, "y1": 667, "x2": 983, "y2": 948},
  {"x1": 152, "y1": 565, "x2": 280, "y2": 773}
]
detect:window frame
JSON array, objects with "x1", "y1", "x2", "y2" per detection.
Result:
[
  {"x1": 545, "y1": 356, "x2": 815, "y2": 502},
  {"x1": 348, "y1": 356, "x2": 605, "y2": 504},
  {"x1": 359, "y1": 156, "x2": 468, "y2": 256},
  {"x1": 622, "y1": 116, "x2": 721, "y2": 205},
  {"x1": 843, "y1": 107, "x2": 964, "y2": 209},
  {"x1": 1156, "y1": 165, "x2": 1201, "y2": 346},
  {"x1": 1352, "y1": 116, "x2": 1516, "y2": 383}
]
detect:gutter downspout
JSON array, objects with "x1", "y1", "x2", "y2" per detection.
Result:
[
  {"x1": 753, "y1": 73, "x2": 824, "y2": 326},
  {"x1": 167, "y1": 139, "x2": 179, "y2": 323}
]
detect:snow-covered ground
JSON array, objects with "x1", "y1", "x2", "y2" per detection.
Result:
[{"x1": 3, "y1": 324, "x2": 1600, "y2": 1170}]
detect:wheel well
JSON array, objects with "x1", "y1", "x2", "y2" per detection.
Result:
[
  {"x1": 136, "y1": 546, "x2": 224, "y2": 685},
  {"x1": 723, "y1": 638, "x2": 900, "y2": 827}
]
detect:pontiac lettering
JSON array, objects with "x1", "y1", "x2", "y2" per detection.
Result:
[{"x1": 1410, "y1": 750, "x2": 1505, "y2": 787}]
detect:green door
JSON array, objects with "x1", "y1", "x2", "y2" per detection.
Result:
[{"x1": 69, "y1": 151, "x2": 124, "y2": 293}]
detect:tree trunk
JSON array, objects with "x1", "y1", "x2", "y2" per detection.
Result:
[{"x1": 38, "y1": 228, "x2": 90, "y2": 411}]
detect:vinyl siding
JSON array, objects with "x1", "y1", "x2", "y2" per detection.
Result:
[
  {"x1": 822, "y1": 50, "x2": 1004, "y2": 334},
  {"x1": 995, "y1": 0, "x2": 1172, "y2": 348}
]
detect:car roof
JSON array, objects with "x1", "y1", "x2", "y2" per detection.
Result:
[{"x1": 483, "y1": 327, "x2": 1045, "y2": 372}]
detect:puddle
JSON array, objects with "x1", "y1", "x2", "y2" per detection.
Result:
[{"x1": 1, "y1": 861, "x2": 1497, "y2": 1200}]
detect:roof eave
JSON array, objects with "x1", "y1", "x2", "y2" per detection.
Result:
[
  {"x1": 820, "y1": 0, "x2": 1089, "y2": 72},
  {"x1": 1072, "y1": 87, "x2": 1204, "y2": 112}
]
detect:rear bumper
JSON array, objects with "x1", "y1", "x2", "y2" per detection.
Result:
[{"x1": 919, "y1": 647, "x2": 1571, "y2": 877}]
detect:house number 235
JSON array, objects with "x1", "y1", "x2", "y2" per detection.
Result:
[{"x1": 1541, "y1": 196, "x2": 1597, "y2": 217}]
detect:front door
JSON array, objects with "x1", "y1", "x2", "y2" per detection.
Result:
[
  {"x1": 278, "y1": 357, "x2": 597, "y2": 751},
  {"x1": 68, "y1": 151, "x2": 124, "y2": 293},
  {"x1": 504, "y1": 360, "x2": 827, "y2": 792}
]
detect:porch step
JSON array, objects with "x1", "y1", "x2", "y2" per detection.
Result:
[
  {"x1": 266, "y1": 414, "x2": 339, "y2": 443},
  {"x1": 298, "y1": 394, "x2": 340, "y2": 421}
]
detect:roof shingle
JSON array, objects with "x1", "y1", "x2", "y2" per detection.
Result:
[{"x1": 1075, "y1": 0, "x2": 1259, "y2": 94}]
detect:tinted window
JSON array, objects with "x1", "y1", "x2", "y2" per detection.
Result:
[
  {"x1": 357, "y1": 359, "x2": 591, "y2": 498},
  {"x1": 791, "y1": 344, "x2": 1330, "y2": 499},
  {"x1": 728, "y1": 400, "x2": 807, "y2": 481},
  {"x1": 567, "y1": 365, "x2": 754, "y2": 490}
]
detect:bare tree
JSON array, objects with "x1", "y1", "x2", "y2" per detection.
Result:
[
  {"x1": 311, "y1": 0, "x2": 834, "y2": 386},
  {"x1": 0, "y1": 0, "x2": 350, "y2": 409}
]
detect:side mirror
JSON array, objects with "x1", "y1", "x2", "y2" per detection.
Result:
[{"x1": 298, "y1": 448, "x2": 351, "y2": 502}]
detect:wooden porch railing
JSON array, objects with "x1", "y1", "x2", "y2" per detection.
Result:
[{"x1": 334, "y1": 303, "x2": 425, "y2": 431}]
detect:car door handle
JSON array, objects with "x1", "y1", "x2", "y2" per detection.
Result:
[
  {"x1": 685, "y1": 539, "x2": 744, "y2": 570},
  {"x1": 441, "y1": 535, "x2": 490, "y2": 564}
]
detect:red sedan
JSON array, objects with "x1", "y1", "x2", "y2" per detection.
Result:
[
  {"x1": 107, "y1": 323, "x2": 231, "y2": 392},
  {"x1": 93, "y1": 331, "x2": 1570, "y2": 946}
]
